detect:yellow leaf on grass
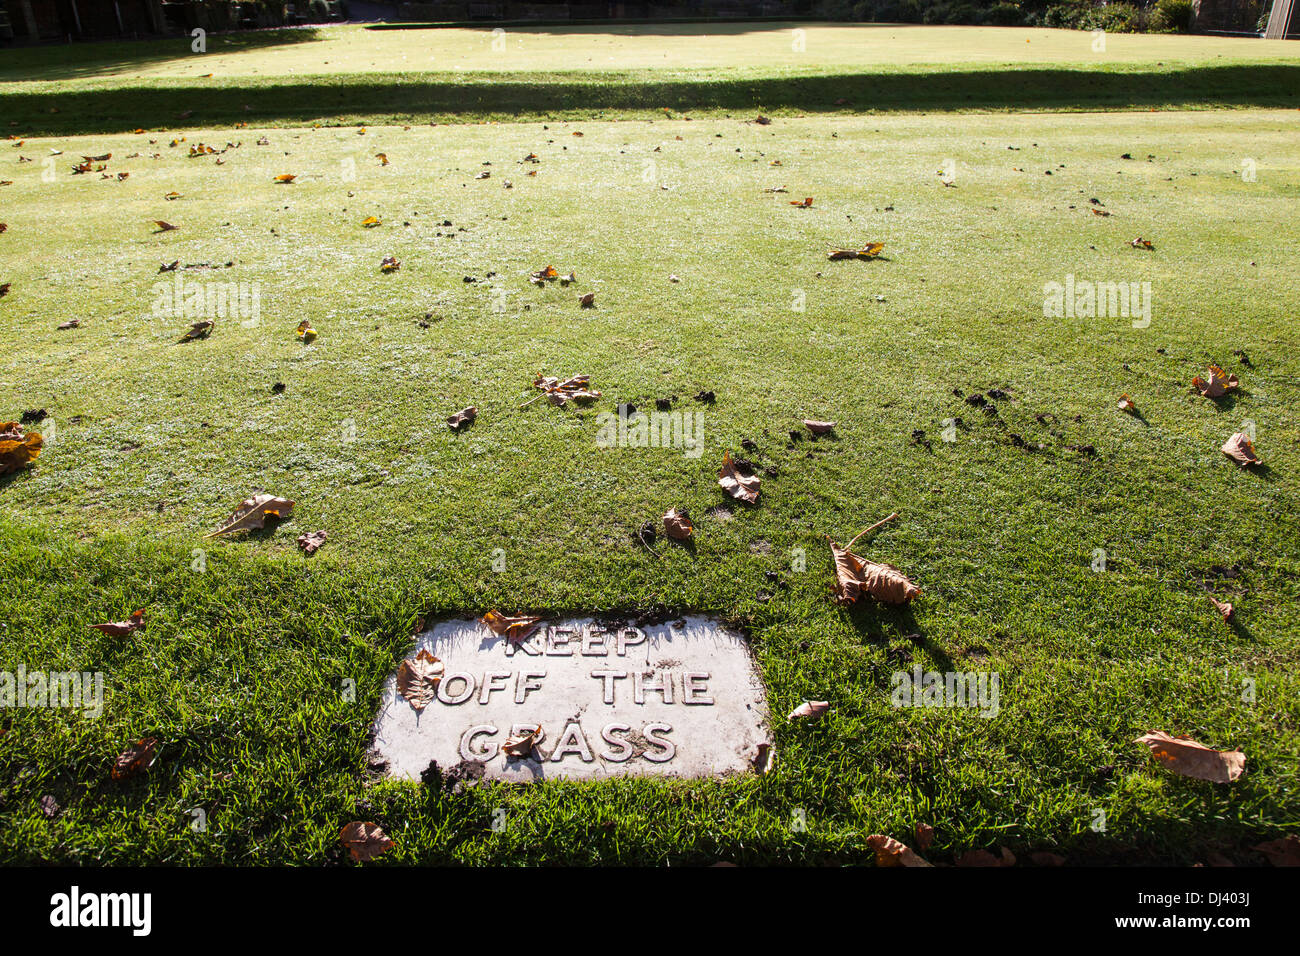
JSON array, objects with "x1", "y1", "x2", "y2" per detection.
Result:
[
  {"x1": 1192, "y1": 365, "x2": 1239, "y2": 399},
  {"x1": 828, "y1": 242, "x2": 884, "y2": 261},
  {"x1": 0, "y1": 421, "x2": 42, "y2": 475}
]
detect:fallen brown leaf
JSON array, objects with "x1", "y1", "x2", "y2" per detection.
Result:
[
  {"x1": 1192, "y1": 365, "x2": 1239, "y2": 399},
  {"x1": 663, "y1": 507, "x2": 694, "y2": 540},
  {"x1": 396, "y1": 649, "x2": 444, "y2": 711},
  {"x1": 1133, "y1": 731, "x2": 1245, "y2": 783},
  {"x1": 297, "y1": 530, "x2": 328, "y2": 554},
  {"x1": 529, "y1": 374, "x2": 601, "y2": 407},
  {"x1": 152, "y1": 220, "x2": 178, "y2": 232},
  {"x1": 829, "y1": 515, "x2": 920, "y2": 606},
  {"x1": 502, "y1": 724, "x2": 543, "y2": 758},
  {"x1": 481, "y1": 610, "x2": 543, "y2": 644},
  {"x1": 1207, "y1": 594, "x2": 1234, "y2": 622},
  {"x1": 179, "y1": 319, "x2": 213, "y2": 341},
  {"x1": 803, "y1": 419, "x2": 835, "y2": 434},
  {"x1": 447, "y1": 406, "x2": 477, "y2": 431},
  {"x1": 717, "y1": 452, "x2": 760, "y2": 504},
  {"x1": 1117, "y1": 394, "x2": 1136, "y2": 413},
  {"x1": 111, "y1": 738, "x2": 158, "y2": 780},
  {"x1": 1221, "y1": 432, "x2": 1260, "y2": 467},
  {"x1": 89, "y1": 609, "x2": 145, "y2": 637},
  {"x1": 206, "y1": 493, "x2": 295, "y2": 537},
  {"x1": 578, "y1": 291, "x2": 596, "y2": 308},
  {"x1": 788, "y1": 700, "x2": 829, "y2": 720},
  {"x1": 867, "y1": 834, "x2": 932, "y2": 867},
  {"x1": 339, "y1": 821, "x2": 394, "y2": 862}
]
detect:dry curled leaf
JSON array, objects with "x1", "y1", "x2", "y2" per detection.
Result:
[
  {"x1": 362, "y1": 215, "x2": 381, "y2": 227},
  {"x1": 1192, "y1": 365, "x2": 1239, "y2": 399},
  {"x1": 151, "y1": 220, "x2": 178, "y2": 232},
  {"x1": 1208, "y1": 594, "x2": 1234, "y2": 622},
  {"x1": 828, "y1": 242, "x2": 884, "y2": 261},
  {"x1": 502, "y1": 725, "x2": 543, "y2": 758},
  {"x1": 89, "y1": 609, "x2": 145, "y2": 637},
  {"x1": 481, "y1": 610, "x2": 543, "y2": 644},
  {"x1": 531, "y1": 374, "x2": 601, "y2": 406},
  {"x1": 790, "y1": 197, "x2": 813, "y2": 208},
  {"x1": 578, "y1": 291, "x2": 596, "y2": 308},
  {"x1": 1130, "y1": 237, "x2": 1154, "y2": 249},
  {"x1": 296, "y1": 319, "x2": 317, "y2": 342},
  {"x1": 297, "y1": 530, "x2": 327, "y2": 554},
  {"x1": 0, "y1": 421, "x2": 43, "y2": 475},
  {"x1": 867, "y1": 834, "x2": 932, "y2": 868},
  {"x1": 274, "y1": 173, "x2": 296, "y2": 183},
  {"x1": 803, "y1": 419, "x2": 835, "y2": 434},
  {"x1": 663, "y1": 507, "x2": 694, "y2": 541},
  {"x1": 339, "y1": 821, "x2": 394, "y2": 862},
  {"x1": 206, "y1": 493, "x2": 295, "y2": 537},
  {"x1": 1133, "y1": 731, "x2": 1245, "y2": 783},
  {"x1": 1117, "y1": 394, "x2": 1136, "y2": 413},
  {"x1": 396, "y1": 648, "x2": 444, "y2": 711},
  {"x1": 788, "y1": 700, "x2": 830, "y2": 720},
  {"x1": 380, "y1": 255, "x2": 401, "y2": 272},
  {"x1": 717, "y1": 452, "x2": 760, "y2": 504},
  {"x1": 111, "y1": 738, "x2": 158, "y2": 780},
  {"x1": 1221, "y1": 432, "x2": 1260, "y2": 467},
  {"x1": 829, "y1": 521, "x2": 920, "y2": 606},
  {"x1": 180, "y1": 319, "x2": 213, "y2": 341},
  {"x1": 447, "y1": 406, "x2": 477, "y2": 431}
]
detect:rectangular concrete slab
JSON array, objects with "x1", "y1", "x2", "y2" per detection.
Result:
[{"x1": 372, "y1": 615, "x2": 772, "y2": 782}]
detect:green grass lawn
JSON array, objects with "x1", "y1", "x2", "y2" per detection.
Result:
[
  {"x1": 2, "y1": 23, "x2": 1298, "y2": 135},
  {"x1": 0, "y1": 26, "x2": 1298, "y2": 866}
]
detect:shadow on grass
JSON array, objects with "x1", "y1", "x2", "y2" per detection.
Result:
[
  {"x1": 5, "y1": 64, "x2": 1299, "y2": 136},
  {"x1": 0, "y1": 28, "x2": 325, "y2": 83}
]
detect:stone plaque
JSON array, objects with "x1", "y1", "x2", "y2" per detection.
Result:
[{"x1": 372, "y1": 615, "x2": 772, "y2": 782}]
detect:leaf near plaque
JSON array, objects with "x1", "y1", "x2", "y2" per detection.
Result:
[{"x1": 396, "y1": 649, "x2": 444, "y2": 712}]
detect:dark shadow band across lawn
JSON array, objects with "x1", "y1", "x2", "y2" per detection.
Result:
[{"x1": 5, "y1": 64, "x2": 1299, "y2": 136}]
